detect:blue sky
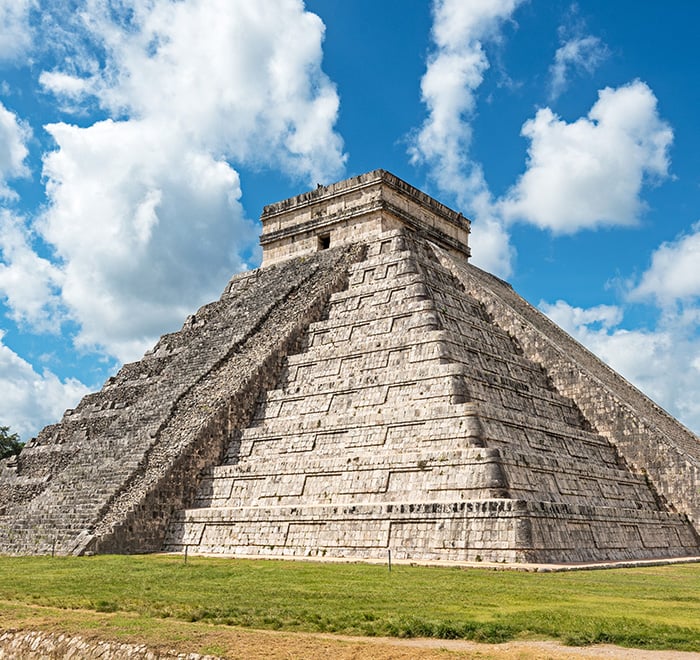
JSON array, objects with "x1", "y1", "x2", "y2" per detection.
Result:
[{"x1": 1, "y1": 0, "x2": 699, "y2": 440}]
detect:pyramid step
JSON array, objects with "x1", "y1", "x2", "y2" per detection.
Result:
[
  {"x1": 202, "y1": 447, "x2": 504, "y2": 507},
  {"x1": 240, "y1": 399, "x2": 485, "y2": 449},
  {"x1": 164, "y1": 498, "x2": 699, "y2": 563},
  {"x1": 347, "y1": 253, "x2": 419, "y2": 285},
  {"x1": 279, "y1": 353, "x2": 581, "y2": 424},
  {"x1": 212, "y1": 433, "x2": 660, "y2": 512},
  {"x1": 304, "y1": 303, "x2": 439, "y2": 343},
  {"x1": 235, "y1": 397, "x2": 605, "y2": 459},
  {"x1": 164, "y1": 498, "x2": 530, "y2": 562},
  {"x1": 230, "y1": 411, "x2": 483, "y2": 463}
]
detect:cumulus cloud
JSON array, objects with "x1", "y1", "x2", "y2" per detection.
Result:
[
  {"x1": 0, "y1": 0, "x2": 348, "y2": 362},
  {"x1": 41, "y1": 0, "x2": 345, "y2": 184},
  {"x1": 0, "y1": 210, "x2": 64, "y2": 331},
  {"x1": 409, "y1": 0, "x2": 523, "y2": 277},
  {"x1": 0, "y1": 330, "x2": 89, "y2": 440},
  {"x1": 467, "y1": 190, "x2": 515, "y2": 277},
  {"x1": 541, "y1": 300, "x2": 623, "y2": 331},
  {"x1": 39, "y1": 117, "x2": 256, "y2": 360},
  {"x1": 0, "y1": 0, "x2": 34, "y2": 61},
  {"x1": 412, "y1": 2, "x2": 673, "y2": 275},
  {"x1": 549, "y1": 35, "x2": 609, "y2": 101},
  {"x1": 409, "y1": 0, "x2": 523, "y2": 194},
  {"x1": 630, "y1": 221, "x2": 700, "y2": 306},
  {"x1": 542, "y1": 218, "x2": 700, "y2": 434},
  {"x1": 500, "y1": 81, "x2": 673, "y2": 233},
  {"x1": 541, "y1": 299, "x2": 700, "y2": 434},
  {"x1": 0, "y1": 101, "x2": 31, "y2": 199}
]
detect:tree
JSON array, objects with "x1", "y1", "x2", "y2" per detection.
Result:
[{"x1": 0, "y1": 426, "x2": 23, "y2": 460}]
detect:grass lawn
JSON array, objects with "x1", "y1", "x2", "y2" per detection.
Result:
[{"x1": 0, "y1": 555, "x2": 698, "y2": 654}]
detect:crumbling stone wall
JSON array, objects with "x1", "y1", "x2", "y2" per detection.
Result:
[
  {"x1": 0, "y1": 244, "x2": 365, "y2": 555},
  {"x1": 0, "y1": 631, "x2": 220, "y2": 659}
]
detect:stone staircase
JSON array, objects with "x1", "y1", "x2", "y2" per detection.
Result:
[{"x1": 0, "y1": 245, "x2": 364, "y2": 555}]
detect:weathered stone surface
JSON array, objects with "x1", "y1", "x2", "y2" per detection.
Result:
[
  {"x1": 0, "y1": 244, "x2": 365, "y2": 555},
  {"x1": 164, "y1": 228, "x2": 699, "y2": 563},
  {"x1": 1, "y1": 169, "x2": 698, "y2": 563},
  {"x1": 443, "y1": 257, "x2": 700, "y2": 526},
  {"x1": 260, "y1": 169, "x2": 470, "y2": 266},
  {"x1": 0, "y1": 631, "x2": 220, "y2": 659}
]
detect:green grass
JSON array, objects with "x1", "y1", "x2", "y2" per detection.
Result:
[{"x1": 0, "y1": 555, "x2": 699, "y2": 651}]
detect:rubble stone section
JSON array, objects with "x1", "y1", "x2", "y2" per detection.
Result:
[
  {"x1": 0, "y1": 244, "x2": 365, "y2": 555},
  {"x1": 0, "y1": 631, "x2": 220, "y2": 659},
  {"x1": 164, "y1": 230, "x2": 699, "y2": 563}
]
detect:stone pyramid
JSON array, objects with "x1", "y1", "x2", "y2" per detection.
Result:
[{"x1": 1, "y1": 170, "x2": 699, "y2": 564}]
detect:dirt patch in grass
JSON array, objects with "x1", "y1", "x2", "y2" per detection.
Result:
[{"x1": 1, "y1": 606, "x2": 699, "y2": 660}]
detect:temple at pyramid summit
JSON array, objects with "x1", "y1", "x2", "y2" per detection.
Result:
[{"x1": 1, "y1": 169, "x2": 699, "y2": 564}]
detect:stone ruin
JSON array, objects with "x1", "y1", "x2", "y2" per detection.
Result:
[{"x1": 1, "y1": 170, "x2": 699, "y2": 564}]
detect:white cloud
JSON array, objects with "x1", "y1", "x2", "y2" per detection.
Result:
[
  {"x1": 411, "y1": 4, "x2": 673, "y2": 276},
  {"x1": 0, "y1": 210, "x2": 64, "y2": 331},
  {"x1": 549, "y1": 35, "x2": 608, "y2": 101},
  {"x1": 40, "y1": 117, "x2": 256, "y2": 361},
  {"x1": 500, "y1": 80, "x2": 673, "y2": 233},
  {"x1": 541, "y1": 299, "x2": 700, "y2": 434},
  {"x1": 42, "y1": 0, "x2": 345, "y2": 184},
  {"x1": 631, "y1": 221, "x2": 700, "y2": 306},
  {"x1": 468, "y1": 188, "x2": 514, "y2": 277},
  {"x1": 0, "y1": 0, "x2": 33, "y2": 61},
  {"x1": 544, "y1": 221, "x2": 700, "y2": 434},
  {"x1": 0, "y1": 329, "x2": 89, "y2": 440},
  {"x1": 0, "y1": 0, "x2": 348, "y2": 363},
  {"x1": 39, "y1": 70, "x2": 91, "y2": 100},
  {"x1": 541, "y1": 299, "x2": 623, "y2": 331},
  {"x1": 410, "y1": 0, "x2": 523, "y2": 194},
  {"x1": 409, "y1": 0, "x2": 524, "y2": 278},
  {"x1": 0, "y1": 101, "x2": 31, "y2": 199}
]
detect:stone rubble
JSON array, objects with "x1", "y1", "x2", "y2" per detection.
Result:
[{"x1": 0, "y1": 631, "x2": 220, "y2": 659}]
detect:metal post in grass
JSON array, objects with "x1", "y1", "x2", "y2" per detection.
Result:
[
  {"x1": 388, "y1": 548, "x2": 391, "y2": 572},
  {"x1": 184, "y1": 544, "x2": 188, "y2": 564},
  {"x1": 51, "y1": 538, "x2": 56, "y2": 558}
]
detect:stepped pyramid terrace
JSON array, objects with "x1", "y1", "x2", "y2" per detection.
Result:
[{"x1": 1, "y1": 170, "x2": 699, "y2": 564}]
